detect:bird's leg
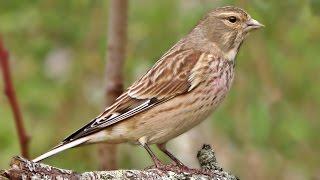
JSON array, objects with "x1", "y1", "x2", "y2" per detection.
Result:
[
  {"x1": 138, "y1": 136, "x2": 170, "y2": 169},
  {"x1": 157, "y1": 143, "x2": 213, "y2": 175},
  {"x1": 142, "y1": 142, "x2": 164, "y2": 168},
  {"x1": 156, "y1": 143, "x2": 187, "y2": 168}
]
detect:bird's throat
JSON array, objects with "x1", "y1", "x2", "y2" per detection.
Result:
[{"x1": 225, "y1": 47, "x2": 239, "y2": 62}]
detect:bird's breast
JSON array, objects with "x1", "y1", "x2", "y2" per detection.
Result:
[{"x1": 208, "y1": 59, "x2": 235, "y2": 93}]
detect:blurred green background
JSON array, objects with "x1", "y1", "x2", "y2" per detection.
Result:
[{"x1": 0, "y1": 0, "x2": 319, "y2": 179}]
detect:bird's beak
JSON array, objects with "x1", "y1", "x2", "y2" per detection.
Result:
[{"x1": 245, "y1": 18, "x2": 264, "y2": 32}]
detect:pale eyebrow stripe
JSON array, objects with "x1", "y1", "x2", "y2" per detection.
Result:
[{"x1": 217, "y1": 12, "x2": 241, "y2": 18}]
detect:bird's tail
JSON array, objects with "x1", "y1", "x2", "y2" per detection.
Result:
[{"x1": 32, "y1": 136, "x2": 89, "y2": 163}]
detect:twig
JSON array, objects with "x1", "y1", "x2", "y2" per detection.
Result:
[
  {"x1": 0, "y1": 37, "x2": 30, "y2": 158},
  {"x1": 98, "y1": 0, "x2": 128, "y2": 170},
  {"x1": 1, "y1": 145, "x2": 239, "y2": 180}
]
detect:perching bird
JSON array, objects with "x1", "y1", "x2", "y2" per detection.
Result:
[{"x1": 33, "y1": 6, "x2": 263, "y2": 169}]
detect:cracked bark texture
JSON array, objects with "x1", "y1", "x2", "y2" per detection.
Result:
[{"x1": 1, "y1": 145, "x2": 238, "y2": 180}]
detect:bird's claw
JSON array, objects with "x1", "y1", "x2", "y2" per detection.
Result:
[{"x1": 146, "y1": 161, "x2": 213, "y2": 176}]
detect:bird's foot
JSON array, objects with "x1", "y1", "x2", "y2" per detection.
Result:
[
  {"x1": 172, "y1": 163, "x2": 213, "y2": 176},
  {"x1": 145, "y1": 158, "x2": 213, "y2": 176},
  {"x1": 145, "y1": 161, "x2": 176, "y2": 171},
  {"x1": 147, "y1": 161, "x2": 213, "y2": 176}
]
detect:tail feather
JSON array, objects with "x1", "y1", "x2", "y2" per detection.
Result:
[{"x1": 32, "y1": 137, "x2": 89, "y2": 162}]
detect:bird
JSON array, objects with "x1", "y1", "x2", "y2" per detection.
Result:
[{"x1": 33, "y1": 6, "x2": 264, "y2": 169}]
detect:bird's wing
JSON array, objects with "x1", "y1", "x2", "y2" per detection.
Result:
[
  {"x1": 62, "y1": 47, "x2": 211, "y2": 143},
  {"x1": 127, "y1": 49, "x2": 205, "y2": 99}
]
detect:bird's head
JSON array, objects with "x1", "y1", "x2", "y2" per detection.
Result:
[{"x1": 195, "y1": 6, "x2": 264, "y2": 60}]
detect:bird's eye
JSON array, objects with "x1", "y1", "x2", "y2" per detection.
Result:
[{"x1": 227, "y1": 16, "x2": 237, "y2": 23}]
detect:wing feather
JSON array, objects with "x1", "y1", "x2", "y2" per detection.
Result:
[{"x1": 128, "y1": 49, "x2": 202, "y2": 99}]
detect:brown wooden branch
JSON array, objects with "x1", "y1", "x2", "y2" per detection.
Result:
[
  {"x1": 0, "y1": 37, "x2": 30, "y2": 158},
  {"x1": 98, "y1": 0, "x2": 128, "y2": 170},
  {"x1": 1, "y1": 145, "x2": 239, "y2": 180}
]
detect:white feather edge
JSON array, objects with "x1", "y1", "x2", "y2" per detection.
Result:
[
  {"x1": 100, "y1": 99, "x2": 152, "y2": 127},
  {"x1": 32, "y1": 136, "x2": 89, "y2": 162}
]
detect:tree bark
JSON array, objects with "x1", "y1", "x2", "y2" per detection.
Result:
[
  {"x1": 98, "y1": 0, "x2": 128, "y2": 170},
  {"x1": 1, "y1": 145, "x2": 239, "y2": 180},
  {"x1": 0, "y1": 37, "x2": 30, "y2": 158}
]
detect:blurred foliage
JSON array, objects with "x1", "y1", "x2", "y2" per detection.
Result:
[{"x1": 0, "y1": 0, "x2": 320, "y2": 179}]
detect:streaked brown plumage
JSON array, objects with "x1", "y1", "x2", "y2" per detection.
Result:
[{"x1": 33, "y1": 6, "x2": 263, "y2": 169}]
